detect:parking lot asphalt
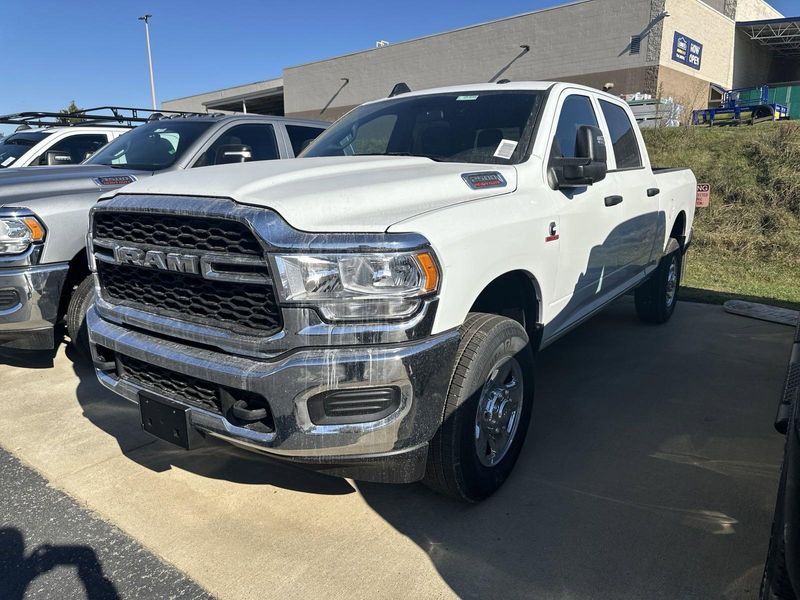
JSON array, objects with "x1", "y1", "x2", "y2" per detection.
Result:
[{"x1": 0, "y1": 298, "x2": 794, "y2": 600}]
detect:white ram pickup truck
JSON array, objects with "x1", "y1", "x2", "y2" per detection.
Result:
[{"x1": 86, "y1": 82, "x2": 696, "y2": 501}]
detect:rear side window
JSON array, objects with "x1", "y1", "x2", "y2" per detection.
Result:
[
  {"x1": 194, "y1": 123, "x2": 279, "y2": 168},
  {"x1": 600, "y1": 100, "x2": 642, "y2": 169},
  {"x1": 38, "y1": 134, "x2": 109, "y2": 165},
  {"x1": 552, "y1": 95, "x2": 598, "y2": 159},
  {"x1": 286, "y1": 125, "x2": 326, "y2": 156}
]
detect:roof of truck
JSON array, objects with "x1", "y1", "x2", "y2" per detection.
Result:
[{"x1": 363, "y1": 81, "x2": 621, "y2": 105}]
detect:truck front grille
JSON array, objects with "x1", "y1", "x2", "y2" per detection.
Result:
[
  {"x1": 93, "y1": 211, "x2": 282, "y2": 336},
  {"x1": 97, "y1": 262, "x2": 281, "y2": 334},
  {"x1": 93, "y1": 212, "x2": 262, "y2": 255}
]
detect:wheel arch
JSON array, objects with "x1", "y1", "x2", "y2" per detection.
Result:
[
  {"x1": 670, "y1": 210, "x2": 688, "y2": 249},
  {"x1": 467, "y1": 269, "x2": 543, "y2": 348},
  {"x1": 57, "y1": 247, "x2": 91, "y2": 319}
]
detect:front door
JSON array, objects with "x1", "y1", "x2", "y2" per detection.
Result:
[{"x1": 544, "y1": 91, "x2": 623, "y2": 334}]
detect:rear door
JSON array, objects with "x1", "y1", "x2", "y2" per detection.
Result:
[{"x1": 597, "y1": 99, "x2": 660, "y2": 281}]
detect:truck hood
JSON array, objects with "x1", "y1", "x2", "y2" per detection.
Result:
[
  {"x1": 0, "y1": 164, "x2": 148, "y2": 207},
  {"x1": 115, "y1": 156, "x2": 518, "y2": 232}
]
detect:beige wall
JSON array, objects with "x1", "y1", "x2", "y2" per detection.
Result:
[
  {"x1": 657, "y1": 65, "x2": 715, "y2": 115},
  {"x1": 735, "y1": 0, "x2": 783, "y2": 21},
  {"x1": 283, "y1": 0, "x2": 658, "y2": 117},
  {"x1": 162, "y1": 78, "x2": 283, "y2": 113},
  {"x1": 661, "y1": 0, "x2": 735, "y2": 88}
]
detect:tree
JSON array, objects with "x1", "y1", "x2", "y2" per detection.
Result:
[{"x1": 59, "y1": 100, "x2": 85, "y2": 124}]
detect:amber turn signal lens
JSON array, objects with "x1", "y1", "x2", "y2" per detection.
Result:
[
  {"x1": 416, "y1": 252, "x2": 439, "y2": 293},
  {"x1": 22, "y1": 217, "x2": 45, "y2": 242}
]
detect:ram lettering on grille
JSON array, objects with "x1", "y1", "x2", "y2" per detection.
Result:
[{"x1": 93, "y1": 211, "x2": 282, "y2": 335}]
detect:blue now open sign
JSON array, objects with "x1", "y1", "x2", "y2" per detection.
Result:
[{"x1": 672, "y1": 31, "x2": 702, "y2": 71}]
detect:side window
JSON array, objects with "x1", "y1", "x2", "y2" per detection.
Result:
[
  {"x1": 286, "y1": 125, "x2": 326, "y2": 156},
  {"x1": 194, "y1": 123, "x2": 279, "y2": 168},
  {"x1": 38, "y1": 134, "x2": 108, "y2": 165},
  {"x1": 599, "y1": 100, "x2": 642, "y2": 169},
  {"x1": 551, "y1": 95, "x2": 598, "y2": 159}
]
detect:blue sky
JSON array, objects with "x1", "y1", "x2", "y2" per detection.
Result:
[{"x1": 1, "y1": 0, "x2": 795, "y2": 134}]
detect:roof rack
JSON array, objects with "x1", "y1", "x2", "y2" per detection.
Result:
[{"x1": 0, "y1": 106, "x2": 210, "y2": 129}]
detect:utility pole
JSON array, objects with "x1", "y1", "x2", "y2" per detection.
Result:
[{"x1": 138, "y1": 14, "x2": 157, "y2": 110}]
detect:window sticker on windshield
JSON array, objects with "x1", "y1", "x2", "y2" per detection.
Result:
[
  {"x1": 456, "y1": 95, "x2": 479, "y2": 101},
  {"x1": 493, "y1": 139, "x2": 518, "y2": 160},
  {"x1": 1, "y1": 157, "x2": 15, "y2": 167}
]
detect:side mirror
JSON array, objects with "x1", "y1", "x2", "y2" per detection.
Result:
[
  {"x1": 45, "y1": 150, "x2": 74, "y2": 166},
  {"x1": 215, "y1": 144, "x2": 253, "y2": 165},
  {"x1": 550, "y1": 125, "x2": 608, "y2": 189}
]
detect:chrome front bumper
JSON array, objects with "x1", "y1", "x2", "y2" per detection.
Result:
[
  {"x1": 0, "y1": 263, "x2": 68, "y2": 350},
  {"x1": 88, "y1": 307, "x2": 459, "y2": 481}
]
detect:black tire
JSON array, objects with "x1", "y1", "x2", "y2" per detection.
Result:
[
  {"x1": 424, "y1": 313, "x2": 535, "y2": 502},
  {"x1": 635, "y1": 240, "x2": 682, "y2": 324},
  {"x1": 66, "y1": 275, "x2": 95, "y2": 360}
]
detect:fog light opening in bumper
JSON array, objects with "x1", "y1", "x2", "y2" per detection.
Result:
[
  {"x1": 307, "y1": 387, "x2": 401, "y2": 425},
  {"x1": 0, "y1": 289, "x2": 20, "y2": 311}
]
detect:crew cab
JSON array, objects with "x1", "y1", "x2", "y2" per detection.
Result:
[
  {"x1": 0, "y1": 114, "x2": 327, "y2": 352},
  {"x1": 86, "y1": 82, "x2": 696, "y2": 501}
]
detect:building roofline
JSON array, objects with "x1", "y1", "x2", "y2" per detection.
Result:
[
  {"x1": 284, "y1": 0, "x2": 592, "y2": 71},
  {"x1": 163, "y1": 77, "x2": 284, "y2": 104},
  {"x1": 737, "y1": 16, "x2": 800, "y2": 26}
]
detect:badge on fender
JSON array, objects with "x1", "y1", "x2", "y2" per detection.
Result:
[{"x1": 462, "y1": 172, "x2": 507, "y2": 190}]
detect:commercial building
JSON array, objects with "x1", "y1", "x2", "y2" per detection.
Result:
[{"x1": 164, "y1": 0, "x2": 798, "y2": 121}]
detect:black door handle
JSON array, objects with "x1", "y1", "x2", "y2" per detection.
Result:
[
  {"x1": 647, "y1": 188, "x2": 660, "y2": 197},
  {"x1": 604, "y1": 195, "x2": 623, "y2": 207}
]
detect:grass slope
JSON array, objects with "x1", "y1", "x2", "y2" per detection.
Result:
[{"x1": 643, "y1": 123, "x2": 800, "y2": 309}]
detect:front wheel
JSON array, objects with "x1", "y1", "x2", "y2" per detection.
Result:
[
  {"x1": 424, "y1": 313, "x2": 534, "y2": 502},
  {"x1": 66, "y1": 275, "x2": 96, "y2": 360},
  {"x1": 635, "y1": 241, "x2": 682, "y2": 324}
]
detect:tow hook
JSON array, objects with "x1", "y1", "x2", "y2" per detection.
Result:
[{"x1": 231, "y1": 400, "x2": 268, "y2": 422}]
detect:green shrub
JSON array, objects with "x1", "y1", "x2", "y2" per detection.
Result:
[{"x1": 643, "y1": 123, "x2": 800, "y2": 265}]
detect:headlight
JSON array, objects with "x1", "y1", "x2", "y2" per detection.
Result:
[
  {"x1": 0, "y1": 215, "x2": 45, "y2": 254},
  {"x1": 273, "y1": 251, "x2": 440, "y2": 321}
]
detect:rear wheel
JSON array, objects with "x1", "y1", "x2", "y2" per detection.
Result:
[
  {"x1": 635, "y1": 240, "x2": 681, "y2": 324},
  {"x1": 66, "y1": 275, "x2": 95, "y2": 360},
  {"x1": 424, "y1": 313, "x2": 534, "y2": 502}
]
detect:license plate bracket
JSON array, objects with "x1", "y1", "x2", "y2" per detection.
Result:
[{"x1": 139, "y1": 391, "x2": 195, "y2": 449}]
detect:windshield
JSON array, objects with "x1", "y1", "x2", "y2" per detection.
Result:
[
  {"x1": 86, "y1": 121, "x2": 212, "y2": 171},
  {"x1": 0, "y1": 132, "x2": 51, "y2": 168},
  {"x1": 303, "y1": 90, "x2": 544, "y2": 164}
]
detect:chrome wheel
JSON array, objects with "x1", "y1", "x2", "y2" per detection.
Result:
[
  {"x1": 474, "y1": 356, "x2": 523, "y2": 467},
  {"x1": 665, "y1": 256, "x2": 678, "y2": 309}
]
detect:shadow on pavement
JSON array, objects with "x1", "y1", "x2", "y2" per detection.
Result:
[
  {"x1": 2, "y1": 299, "x2": 790, "y2": 598},
  {"x1": 355, "y1": 300, "x2": 788, "y2": 599},
  {"x1": 0, "y1": 528, "x2": 118, "y2": 600},
  {"x1": 66, "y1": 345, "x2": 354, "y2": 496}
]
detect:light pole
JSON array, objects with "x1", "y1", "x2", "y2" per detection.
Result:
[{"x1": 138, "y1": 14, "x2": 157, "y2": 110}]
